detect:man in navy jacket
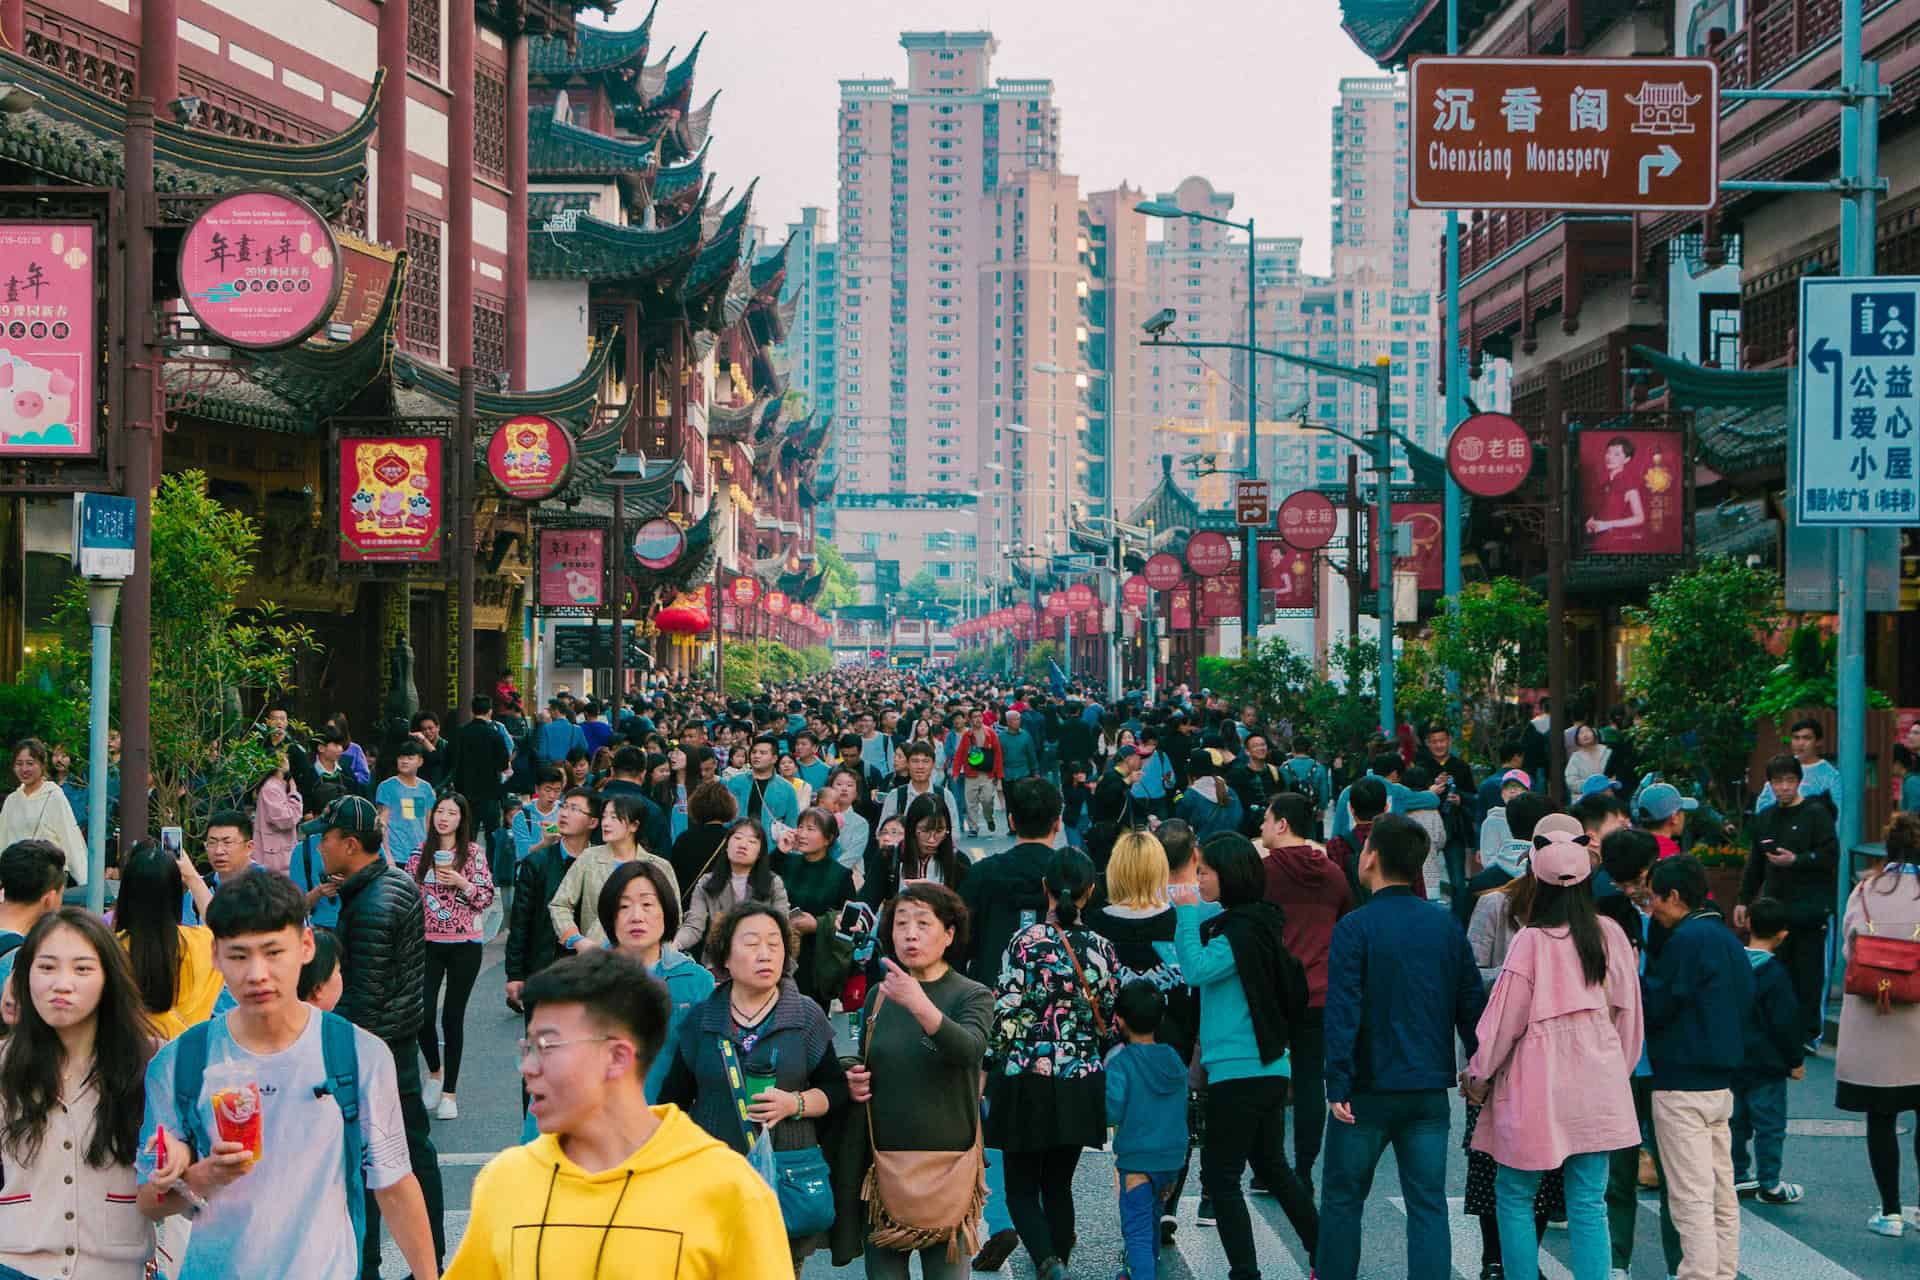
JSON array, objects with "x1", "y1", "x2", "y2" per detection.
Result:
[
  {"x1": 1318, "y1": 814, "x2": 1486, "y2": 1280},
  {"x1": 1643, "y1": 855, "x2": 1753, "y2": 1280}
]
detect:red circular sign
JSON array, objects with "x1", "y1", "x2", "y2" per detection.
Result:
[
  {"x1": 763, "y1": 590, "x2": 789, "y2": 616},
  {"x1": 1447, "y1": 412, "x2": 1534, "y2": 498},
  {"x1": 1044, "y1": 592, "x2": 1073, "y2": 617},
  {"x1": 178, "y1": 190, "x2": 342, "y2": 349},
  {"x1": 487, "y1": 414, "x2": 574, "y2": 500},
  {"x1": 1277, "y1": 489, "x2": 1339, "y2": 551},
  {"x1": 1122, "y1": 575, "x2": 1150, "y2": 608},
  {"x1": 1144, "y1": 553, "x2": 1185, "y2": 592},
  {"x1": 1185, "y1": 531, "x2": 1234, "y2": 578},
  {"x1": 729, "y1": 576, "x2": 759, "y2": 607},
  {"x1": 1065, "y1": 582, "x2": 1095, "y2": 610},
  {"x1": 1011, "y1": 601, "x2": 1036, "y2": 623},
  {"x1": 630, "y1": 517, "x2": 685, "y2": 571}
]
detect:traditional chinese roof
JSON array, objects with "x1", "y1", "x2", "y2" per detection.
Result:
[
  {"x1": 659, "y1": 34, "x2": 706, "y2": 108},
  {"x1": 750, "y1": 235, "x2": 791, "y2": 293},
  {"x1": 1336, "y1": 0, "x2": 1507, "y2": 66},
  {"x1": 527, "y1": 104, "x2": 667, "y2": 184},
  {"x1": 806, "y1": 463, "x2": 836, "y2": 505},
  {"x1": 679, "y1": 91, "x2": 720, "y2": 159},
  {"x1": 526, "y1": 190, "x2": 706, "y2": 287},
  {"x1": 679, "y1": 180, "x2": 755, "y2": 324},
  {"x1": 0, "y1": 50, "x2": 377, "y2": 219},
  {"x1": 637, "y1": 48, "x2": 675, "y2": 102},
  {"x1": 1632, "y1": 345, "x2": 1789, "y2": 477},
  {"x1": 653, "y1": 136, "x2": 711, "y2": 208},
  {"x1": 390, "y1": 324, "x2": 619, "y2": 429},
  {"x1": 527, "y1": 4, "x2": 657, "y2": 78},
  {"x1": 707, "y1": 395, "x2": 768, "y2": 443},
  {"x1": 163, "y1": 245, "x2": 407, "y2": 432}
]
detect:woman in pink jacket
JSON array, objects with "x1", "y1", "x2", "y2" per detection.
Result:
[
  {"x1": 249, "y1": 754, "x2": 302, "y2": 874},
  {"x1": 1462, "y1": 832, "x2": 1644, "y2": 1280}
]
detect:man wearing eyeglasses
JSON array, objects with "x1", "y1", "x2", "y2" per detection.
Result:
[
  {"x1": 446, "y1": 951, "x2": 787, "y2": 1278},
  {"x1": 505, "y1": 787, "x2": 601, "y2": 1013}
]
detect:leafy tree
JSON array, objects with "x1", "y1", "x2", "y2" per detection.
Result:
[
  {"x1": 1750, "y1": 621, "x2": 1891, "y2": 726},
  {"x1": 1423, "y1": 577, "x2": 1549, "y2": 759},
  {"x1": 30, "y1": 471, "x2": 318, "y2": 840},
  {"x1": 1022, "y1": 640, "x2": 1062, "y2": 684},
  {"x1": 901, "y1": 568, "x2": 964, "y2": 614},
  {"x1": 1195, "y1": 635, "x2": 1382, "y2": 765},
  {"x1": 1625, "y1": 557, "x2": 1782, "y2": 819},
  {"x1": 811, "y1": 541, "x2": 860, "y2": 611}
]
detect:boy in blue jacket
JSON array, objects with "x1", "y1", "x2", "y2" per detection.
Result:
[
  {"x1": 1734, "y1": 897, "x2": 1807, "y2": 1204},
  {"x1": 1106, "y1": 980, "x2": 1190, "y2": 1280}
]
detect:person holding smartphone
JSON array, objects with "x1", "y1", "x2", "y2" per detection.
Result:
[{"x1": 778, "y1": 808, "x2": 857, "y2": 1011}]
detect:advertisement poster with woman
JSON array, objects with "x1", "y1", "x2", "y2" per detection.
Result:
[{"x1": 1578, "y1": 428, "x2": 1684, "y2": 556}]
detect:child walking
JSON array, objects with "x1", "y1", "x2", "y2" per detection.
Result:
[
  {"x1": 1106, "y1": 980, "x2": 1191, "y2": 1280},
  {"x1": 1734, "y1": 897, "x2": 1807, "y2": 1203}
]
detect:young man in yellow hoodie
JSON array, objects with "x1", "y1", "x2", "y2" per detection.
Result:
[{"x1": 446, "y1": 949, "x2": 788, "y2": 1278}]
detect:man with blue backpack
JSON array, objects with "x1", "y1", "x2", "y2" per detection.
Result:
[{"x1": 135, "y1": 870, "x2": 438, "y2": 1279}]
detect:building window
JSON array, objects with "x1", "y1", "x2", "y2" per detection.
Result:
[
  {"x1": 473, "y1": 293, "x2": 506, "y2": 378},
  {"x1": 403, "y1": 214, "x2": 442, "y2": 361},
  {"x1": 408, "y1": 0, "x2": 441, "y2": 78},
  {"x1": 474, "y1": 63, "x2": 507, "y2": 183}
]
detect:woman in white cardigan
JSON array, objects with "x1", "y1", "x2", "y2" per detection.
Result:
[{"x1": 0, "y1": 739, "x2": 86, "y2": 888}]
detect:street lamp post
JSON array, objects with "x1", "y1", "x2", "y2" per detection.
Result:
[{"x1": 1136, "y1": 200, "x2": 1261, "y2": 652}]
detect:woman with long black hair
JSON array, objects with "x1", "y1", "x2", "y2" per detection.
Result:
[
  {"x1": 113, "y1": 842, "x2": 224, "y2": 1040},
  {"x1": 864, "y1": 792, "x2": 971, "y2": 906},
  {"x1": 1169, "y1": 832, "x2": 1319, "y2": 1276},
  {"x1": 674, "y1": 818, "x2": 791, "y2": 956},
  {"x1": 0, "y1": 908, "x2": 159, "y2": 1277},
  {"x1": 985, "y1": 848, "x2": 1120, "y2": 1280},
  {"x1": 403, "y1": 791, "x2": 495, "y2": 1120}
]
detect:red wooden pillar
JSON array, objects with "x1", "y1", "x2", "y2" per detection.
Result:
[
  {"x1": 140, "y1": 0, "x2": 179, "y2": 104},
  {"x1": 447, "y1": 4, "x2": 475, "y2": 367},
  {"x1": 506, "y1": 31, "x2": 529, "y2": 388},
  {"x1": 0, "y1": 0, "x2": 24, "y2": 59},
  {"x1": 376, "y1": 0, "x2": 409, "y2": 248}
]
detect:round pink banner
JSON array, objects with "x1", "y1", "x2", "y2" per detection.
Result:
[
  {"x1": 1447, "y1": 412, "x2": 1534, "y2": 498},
  {"x1": 179, "y1": 191, "x2": 341, "y2": 349},
  {"x1": 488, "y1": 414, "x2": 574, "y2": 499},
  {"x1": 1143, "y1": 553, "x2": 1185, "y2": 592},
  {"x1": 1065, "y1": 582, "x2": 1096, "y2": 610},
  {"x1": 1277, "y1": 490, "x2": 1339, "y2": 551},
  {"x1": 1122, "y1": 575, "x2": 1150, "y2": 608},
  {"x1": 1185, "y1": 531, "x2": 1235, "y2": 578}
]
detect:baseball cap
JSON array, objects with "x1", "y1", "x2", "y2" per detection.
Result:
[
  {"x1": 1634, "y1": 782, "x2": 1698, "y2": 822},
  {"x1": 1532, "y1": 812, "x2": 1586, "y2": 843},
  {"x1": 1530, "y1": 831, "x2": 1595, "y2": 886},
  {"x1": 1578, "y1": 774, "x2": 1622, "y2": 798},
  {"x1": 299, "y1": 795, "x2": 381, "y2": 845},
  {"x1": 1499, "y1": 768, "x2": 1531, "y2": 788}
]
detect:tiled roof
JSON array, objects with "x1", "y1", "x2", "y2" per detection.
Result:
[
  {"x1": 528, "y1": 5, "x2": 657, "y2": 78},
  {"x1": 526, "y1": 190, "x2": 705, "y2": 285}
]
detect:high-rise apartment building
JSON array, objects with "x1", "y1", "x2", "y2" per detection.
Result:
[
  {"x1": 1083, "y1": 186, "x2": 1152, "y2": 521},
  {"x1": 833, "y1": 32, "x2": 1061, "y2": 584}
]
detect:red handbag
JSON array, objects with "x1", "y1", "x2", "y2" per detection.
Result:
[{"x1": 1843, "y1": 891, "x2": 1920, "y2": 1014}]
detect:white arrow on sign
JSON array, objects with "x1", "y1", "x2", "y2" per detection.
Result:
[{"x1": 1638, "y1": 144, "x2": 1682, "y2": 195}]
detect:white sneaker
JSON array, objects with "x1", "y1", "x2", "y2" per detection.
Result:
[
  {"x1": 1867, "y1": 1211, "x2": 1905, "y2": 1237},
  {"x1": 1610, "y1": 1271, "x2": 1629, "y2": 1280},
  {"x1": 421, "y1": 1077, "x2": 443, "y2": 1110},
  {"x1": 435, "y1": 1095, "x2": 458, "y2": 1121}
]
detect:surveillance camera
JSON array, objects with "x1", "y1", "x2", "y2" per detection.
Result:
[{"x1": 1143, "y1": 307, "x2": 1177, "y2": 339}]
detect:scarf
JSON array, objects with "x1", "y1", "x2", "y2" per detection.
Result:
[{"x1": 1199, "y1": 900, "x2": 1304, "y2": 1066}]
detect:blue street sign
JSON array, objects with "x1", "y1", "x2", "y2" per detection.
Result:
[
  {"x1": 1796, "y1": 276, "x2": 1920, "y2": 526},
  {"x1": 71, "y1": 493, "x2": 136, "y2": 579}
]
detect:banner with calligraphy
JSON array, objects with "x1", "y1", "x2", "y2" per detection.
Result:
[
  {"x1": 0, "y1": 224, "x2": 95, "y2": 456},
  {"x1": 1575, "y1": 428, "x2": 1685, "y2": 557},
  {"x1": 537, "y1": 528, "x2": 606, "y2": 609},
  {"x1": 338, "y1": 437, "x2": 442, "y2": 562},
  {"x1": 1169, "y1": 585, "x2": 1193, "y2": 630},
  {"x1": 1201, "y1": 567, "x2": 1245, "y2": 621}
]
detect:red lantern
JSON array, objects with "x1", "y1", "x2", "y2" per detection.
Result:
[{"x1": 654, "y1": 592, "x2": 710, "y2": 634}]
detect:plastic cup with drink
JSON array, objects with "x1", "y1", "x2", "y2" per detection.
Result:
[{"x1": 206, "y1": 1059, "x2": 263, "y2": 1168}]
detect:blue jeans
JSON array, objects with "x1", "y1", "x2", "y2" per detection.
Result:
[
  {"x1": 1497, "y1": 1152, "x2": 1609, "y2": 1280},
  {"x1": 1318, "y1": 1088, "x2": 1451, "y2": 1280},
  {"x1": 1731, "y1": 1075, "x2": 1787, "y2": 1187},
  {"x1": 1117, "y1": 1169, "x2": 1180, "y2": 1280},
  {"x1": 982, "y1": 1096, "x2": 1012, "y2": 1235}
]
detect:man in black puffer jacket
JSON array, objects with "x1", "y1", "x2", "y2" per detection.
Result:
[{"x1": 310, "y1": 796, "x2": 446, "y2": 1278}]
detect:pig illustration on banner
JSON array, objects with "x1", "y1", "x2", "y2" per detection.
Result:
[{"x1": 0, "y1": 354, "x2": 79, "y2": 449}]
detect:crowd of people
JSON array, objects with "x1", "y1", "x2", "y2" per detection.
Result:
[{"x1": 0, "y1": 668, "x2": 1913, "y2": 1280}]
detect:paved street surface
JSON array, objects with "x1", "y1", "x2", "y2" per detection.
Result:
[{"x1": 388, "y1": 832, "x2": 1913, "y2": 1278}]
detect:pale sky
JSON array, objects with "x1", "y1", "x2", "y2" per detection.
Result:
[{"x1": 586, "y1": 1, "x2": 1383, "y2": 277}]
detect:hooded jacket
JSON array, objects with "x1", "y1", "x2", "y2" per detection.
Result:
[
  {"x1": 1105, "y1": 1041, "x2": 1191, "y2": 1174},
  {"x1": 1174, "y1": 776, "x2": 1244, "y2": 839},
  {"x1": 1739, "y1": 948, "x2": 1805, "y2": 1081},
  {"x1": 445, "y1": 1113, "x2": 790, "y2": 1279},
  {"x1": 1262, "y1": 843, "x2": 1355, "y2": 1007}
]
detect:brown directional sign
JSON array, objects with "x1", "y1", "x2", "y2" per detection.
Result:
[
  {"x1": 1234, "y1": 479, "x2": 1270, "y2": 527},
  {"x1": 1409, "y1": 56, "x2": 1718, "y2": 212}
]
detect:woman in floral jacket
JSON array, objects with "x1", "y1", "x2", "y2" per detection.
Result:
[{"x1": 985, "y1": 847, "x2": 1119, "y2": 1280}]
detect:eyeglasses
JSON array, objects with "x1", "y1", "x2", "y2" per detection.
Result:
[{"x1": 517, "y1": 1035, "x2": 618, "y2": 1066}]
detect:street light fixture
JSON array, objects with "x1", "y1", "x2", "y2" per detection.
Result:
[{"x1": 1138, "y1": 197, "x2": 1261, "y2": 654}]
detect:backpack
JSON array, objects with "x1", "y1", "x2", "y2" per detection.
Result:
[
  {"x1": 172, "y1": 1012, "x2": 365, "y2": 1253},
  {"x1": 1279, "y1": 756, "x2": 1322, "y2": 804}
]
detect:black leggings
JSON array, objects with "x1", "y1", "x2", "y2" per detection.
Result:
[
  {"x1": 418, "y1": 940, "x2": 484, "y2": 1092},
  {"x1": 1001, "y1": 1145, "x2": 1083, "y2": 1266},
  {"x1": 1867, "y1": 1110, "x2": 1920, "y2": 1216}
]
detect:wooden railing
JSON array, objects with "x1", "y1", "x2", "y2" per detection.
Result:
[
  {"x1": 1458, "y1": 209, "x2": 1560, "y2": 279},
  {"x1": 1708, "y1": 0, "x2": 1846, "y2": 92}
]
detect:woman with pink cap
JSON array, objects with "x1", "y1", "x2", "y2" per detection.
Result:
[{"x1": 1461, "y1": 828, "x2": 1645, "y2": 1280}]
